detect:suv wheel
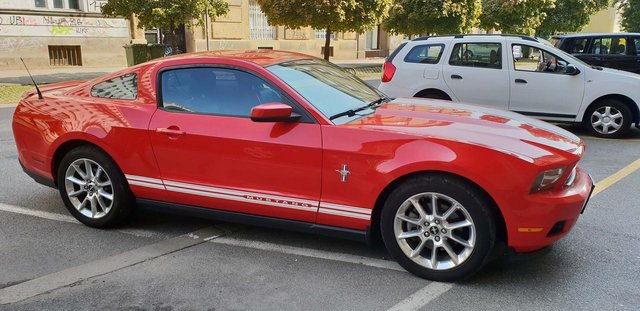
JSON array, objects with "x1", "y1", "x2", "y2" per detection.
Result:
[
  {"x1": 380, "y1": 175, "x2": 496, "y2": 281},
  {"x1": 585, "y1": 99, "x2": 632, "y2": 138},
  {"x1": 57, "y1": 146, "x2": 134, "y2": 228}
]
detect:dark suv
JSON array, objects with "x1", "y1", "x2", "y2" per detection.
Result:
[{"x1": 551, "y1": 33, "x2": 640, "y2": 74}]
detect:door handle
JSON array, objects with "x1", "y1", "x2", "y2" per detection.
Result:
[
  {"x1": 515, "y1": 79, "x2": 527, "y2": 84},
  {"x1": 156, "y1": 126, "x2": 186, "y2": 136},
  {"x1": 451, "y1": 74, "x2": 463, "y2": 80}
]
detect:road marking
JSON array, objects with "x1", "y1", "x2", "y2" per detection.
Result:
[
  {"x1": 211, "y1": 236, "x2": 405, "y2": 272},
  {"x1": 0, "y1": 227, "x2": 223, "y2": 305},
  {"x1": 387, "y1": 282, "x2": 453, "y2": 311},
  {"x1": 592, "y1": 158, "x2": 640, "y2": 197},
  {"x1": 0, "y1": 203, "x2": 156, "y2": 238}
]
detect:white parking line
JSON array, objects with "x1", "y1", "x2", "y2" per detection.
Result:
[
  {"x1": 0, "y1": 203, "x2": 156, "y2": 238},
  {"x1": 0, "y1": 227, "x2": 223, "y2": 305},
  {"x1": 211, "y1": 236, "x2": 405, "y2": 272},
  {"x1": 387, "y1": 282, "x2": 453, "y2": 311}
]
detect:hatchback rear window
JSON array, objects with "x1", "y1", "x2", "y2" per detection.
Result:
[{"x1": 404, "y1": 44, "x2": 444, "y2": 64}]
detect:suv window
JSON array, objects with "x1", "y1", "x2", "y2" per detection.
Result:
[
  {"x1": 449, "y1": 43, "x2": 502, "y2": 69},
  {"x1": 91, "y1": 74, "x2": 137, "y2": 100},
  {"x1": 590, "y1": 37, "x2": 628, "y2": 55},
  {"x1": 512, "y1": 44, "x2": 572, "y2": 74},
  {"x1": 160, "y1": 67, "x2": 287, "y2": 117},
  {"x1": 404, "y1": 44, "x2": 444, "y2": 64},
  {"x1": 569, "y1": 38, "x2": 589, "y2": 53}
]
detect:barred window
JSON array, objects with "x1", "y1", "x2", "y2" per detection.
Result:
[
  {"x1": 91, "y1": 74, "x2": 138, "y2": 100},
  {"x1": 249, "y1": 1, "x2": 276, "y2": 40},
  {"x1": 314, "y1": 29, "x2": 336, "y2": 40}
]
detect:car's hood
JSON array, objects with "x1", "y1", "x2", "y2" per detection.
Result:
[
  {"x1": 596, "y1": 67, "x2": 640, "y2": 80},
  {"x1": 343, "y1": 98, "x2": 583, "y2": 162}
]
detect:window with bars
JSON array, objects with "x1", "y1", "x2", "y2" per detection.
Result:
[
  {"x1": 314, "y1": 29, "x2": 336, "y2": 40},
  {"x1": 249, "y1": 1, "x2": 276, "y2": 40},
  {"x1": 48, "y1": 45, "x2": 82, "y2": 66}
]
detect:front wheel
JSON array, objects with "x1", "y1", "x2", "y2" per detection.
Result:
[
  {"x1": 584, "y1": 99, "x2": 632, "y2": 138},
  {"x1": 381, "y1": 175, "x2": 496, "y2": 281},
  {"x1": 57, "y1": 145, "x2": 134, "y2": 228}
]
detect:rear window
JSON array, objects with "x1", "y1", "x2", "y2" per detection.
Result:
[
  {"x1": 387, "y1": 42, "x2": 407, "y2": 62},
  {"x1": 550, "y1": 37, "x2": 561, "y2": 48},
  {"x1": 404, "y1": 44, "x2": 444, "y2": 64},
  {"x1": 91, "y1": 74, "x2": 138, "y2": 100}
]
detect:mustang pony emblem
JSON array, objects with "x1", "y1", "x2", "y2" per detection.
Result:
[{"x1": 336, "y1": 164, "x2": 351, "y2": 182}]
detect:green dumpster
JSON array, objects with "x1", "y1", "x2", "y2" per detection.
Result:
[
  {"x1": 148, "y1": 44, "x2": 166, "y2": 60},
  {"x1": 123, "y1": 44, "x2": 149, "y2": 66}
]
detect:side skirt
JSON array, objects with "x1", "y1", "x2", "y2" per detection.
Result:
[{"x1": 136, "y1": 199, "x2": 370, "y2": 243}]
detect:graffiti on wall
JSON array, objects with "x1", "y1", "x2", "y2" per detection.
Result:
[
  {"x1": 0, "y1": 13, "x2": 128, "y2": 38},
  {"x1": 0, "y1": 37, "x2": 44, "y2": 52}
]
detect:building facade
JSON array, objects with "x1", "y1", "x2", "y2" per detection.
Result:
[{"x1": 0, "y1": 0, "x2": 130, "y2": 69}]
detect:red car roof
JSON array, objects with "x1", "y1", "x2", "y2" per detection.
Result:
[{"x1": 149, "y1": 50, "x2": 313, "y2": 67}]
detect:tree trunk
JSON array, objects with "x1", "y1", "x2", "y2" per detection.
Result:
[
  {"x1": 324, "y1": 26, "x2": 332, "y2": 61},
  {"x1": 170, "y1": 29, "x2": 179, "y2": 55}
]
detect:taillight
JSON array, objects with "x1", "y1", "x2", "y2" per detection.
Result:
[{"x1": 382, "y1": 61, "x2": 396, "y2": 83}]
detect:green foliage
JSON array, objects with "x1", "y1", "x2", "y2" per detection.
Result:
[
  {"x1": 102, "y1": 0, "x2": 228, "y2": 53},
  {"x1": 384, "y1": 0, "x2": 482, "y2": 36},
  {"x1": 536, "y1": 0, "x2": 609, "y2": 37},
  {"x1": 255, "y1": 0, "x2": 392, "y2": 59},
  {"x1": 480, "y1": 0, "x2": 556, "y2": 35},
  {"x1": 619, "y1": 0, "x2": 640, "y2": 32}
]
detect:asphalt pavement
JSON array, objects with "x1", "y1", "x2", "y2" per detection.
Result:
[{"x1": 0, "y1": 102, "x2": 639, "y2": 310}]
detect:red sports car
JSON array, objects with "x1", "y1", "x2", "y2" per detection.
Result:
[{"x1": 13, "y1": 50, "x2": 594, "y2": 281}]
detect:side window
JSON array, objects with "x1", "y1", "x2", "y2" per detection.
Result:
[
  {"x1": 404, "y1": 44, "x2": 444, "y2": 64},
  {"x1": 449, "y1": 43, "x2": 502, "y2": 69},
  {"x1": 512, "y1": 44, "x2": 571, "y2": 74},
  {"x1": 91, "y1": 74, "x2": 138, "y2": 100},
  {"x1": 590, "y1": 37, "x2": 628, "y2": 55},
  {"x1": 569, "y1": 38, "x2": 589, "y2": 53},
  {"x1": 160, "y1": 67, "x2": 289, "y2": 117},
  {"x1": 633, "y1": 37, "x2": 640, "y2": 55}
]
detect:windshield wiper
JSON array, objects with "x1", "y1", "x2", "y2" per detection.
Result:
[{"x1": 329, "y1": 97, "x2": 387, "y2": 121}]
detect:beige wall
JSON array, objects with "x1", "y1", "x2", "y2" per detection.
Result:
[{"x1": 581, "y1": 7, "x2": 622, "y2": 33}]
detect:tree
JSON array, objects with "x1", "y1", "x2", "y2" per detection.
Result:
[
  {"x1": 102, "y1": 0, "x2": 229, "y2": 54},
  {"x1": 384, "y1": 0, "x2": 482, "y2": 36},
  {"x1": 480, "y1": 0, "x2": 556, "y2": 35},
  {"x1": 619, "y1": 0, "x2": 640, "y2": 32},
  {"x1": 255, "y1": 0, "x2": 392, "y2": 60},
  {"x1": 536, "y1": 0, "x2": 609, "y2": 37}
]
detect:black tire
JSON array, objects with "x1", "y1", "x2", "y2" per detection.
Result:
[
  {"x1": 584, "y1": 99, "x2": 632, "y2": 138},
  {"x1": 57, "y1": 145, "x2": 134, "y2": 228},
  {"x1": 380, "y1": 174, "x2": 496, "y2": 282}
]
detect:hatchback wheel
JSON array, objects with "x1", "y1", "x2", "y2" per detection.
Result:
[
  {"x1": 57, "y1": 146, "x2": 134, "y2": 227},
  {"x1": 381, "y1": 175, "x2": 496, "y2": 281},
  {"x1": 585, "y1": 99, "x2": 632, "y2": 138}
]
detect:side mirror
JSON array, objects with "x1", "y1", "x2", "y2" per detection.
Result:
[
  {"x1": 565, "y1": 64, "x2": 580, "y2": 76},
  {"x1": 250, "y1": 103, "x2": 300, "y2": 123}
]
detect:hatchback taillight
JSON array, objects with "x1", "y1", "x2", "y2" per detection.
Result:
[{"x1": 382, "y1": 61, "x2": 396, "y2": 83}]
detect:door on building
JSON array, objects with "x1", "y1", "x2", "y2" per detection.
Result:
[{"x1": 161, "y1": 24, "x2": 187, "y2": 55}]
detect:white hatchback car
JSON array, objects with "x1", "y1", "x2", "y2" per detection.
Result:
[{"x1": 379, "y1": 34, "x2": 640, "y2": 138}]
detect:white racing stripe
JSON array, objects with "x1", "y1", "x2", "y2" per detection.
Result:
[
  {"x1": 320, "y1": 202, "x2": 371, "y2": 215},
  {"x1": 318, "y1": 208, "x2": 371, "y2": 220}
]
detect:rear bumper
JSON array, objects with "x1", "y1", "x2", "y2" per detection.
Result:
[
  {"x1": 507, "y1": 168, "x2": 594, "y2": 253},
  {"x1": 20, "y1": 159, "x2": 56, "y2": 189}
]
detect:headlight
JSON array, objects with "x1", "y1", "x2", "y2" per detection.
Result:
[{"x1": 531, "y1": 167, "x2": 565, "y2": 193}]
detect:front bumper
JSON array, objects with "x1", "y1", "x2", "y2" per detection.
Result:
[{"x1": 507, "y1": 168, "x2": 594, "y2": 253}]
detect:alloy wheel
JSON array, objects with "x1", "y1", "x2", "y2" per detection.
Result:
[
  {"x1": 64, "y1": 158, "x2": 114, "y2": 219},
  {"x1": 394, "y1": 192, "x2": 476, "y2": 270}
]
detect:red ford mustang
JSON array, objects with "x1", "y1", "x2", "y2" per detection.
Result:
[{"x1": 13, "y1": 50, "x2": 594, "y2": 281}]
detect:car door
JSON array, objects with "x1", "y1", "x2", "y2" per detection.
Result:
[
  {"x1": 587, "y1": 36, "x2": 637, "y2": 72},
  {"x1": 148, "y1": 66, "x2": 322, "y2": 223},
  {"x1": 508, "y1": 42, "x2": 585, "y2": 119},
  {"x1": 442, "y1": 40, "x2": 510, "y2": 110}
]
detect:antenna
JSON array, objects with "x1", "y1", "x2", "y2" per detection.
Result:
[{"x1": 19, "y1": 57, "x2": 43, "y2": 99}]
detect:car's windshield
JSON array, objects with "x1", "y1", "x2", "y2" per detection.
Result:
[
  {"x1": 538, "y1": 38, "x2": 590, "y2": 67},
  {"x1": 267, "y1": 59, "x2": 387, "y2": 124}
]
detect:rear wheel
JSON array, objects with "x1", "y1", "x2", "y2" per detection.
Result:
[
  {"x1": 584, "y1": 99, "x2": 632, "y2": 138},
  {"x1": 57, "y1": 146, "x2": 133, "y2": 228},
  {"x1": 381, "y1": 175, "x2": 496, "y2": 281}
]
